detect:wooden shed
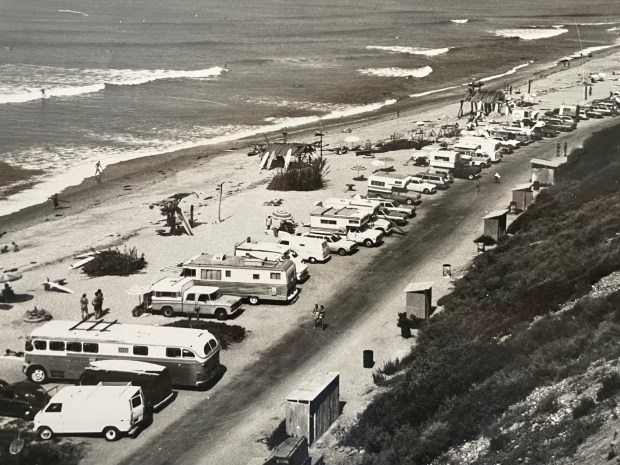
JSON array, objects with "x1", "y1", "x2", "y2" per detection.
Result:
[
  {"x1": 530, "y1": 158, "x2": 564, "y2": 186},
  {"x1": 483, "y1": 209, "x2": 509, "y2": 241},
  {"x1": 404, "y1": 281, "x2": 433, "y2": 319},
  {"x1": 511, "y1": 183, "x2": 535, "y2": 211},
  {"x1": 286, "y1": 372, "x2": 340, "y2": 445}
]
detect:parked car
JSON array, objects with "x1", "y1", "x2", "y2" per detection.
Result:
[
  {"x1": 0, "y1": 380, "x2": 50, "y2": 420},
  {"x1": 367, "y1": 186, "x2": 421, "y2": 205},
  {"x1": 376, "y1": 207, "x2": 408, "y2": 225},
  {"x1": 532, "y1": 126, "x2": 560, "y2": 138},
  {"x1": 413, "y1": 172, "x2": 450, "y2": 189},
  {"x1": 405, "y1": 177, "x2": 437, "y2": 195},
  {"x1": 450, "y1": 164, "x2": 482, "y2": 180},
  {"x1": 303, "y1": 231, "x2": 358, "y2": 256},
  {"x1": 427, "y1": 167, "x2": 455, "y2": 183},
  {"x1": 369, "y1": 199, "x2": 416, "y2": 218},
  {"x1": 411, "y1": 155, "x2": 430, "y2": 167}
]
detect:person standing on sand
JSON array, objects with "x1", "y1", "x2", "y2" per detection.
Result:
[
  {"x1": 51, "y1": 193, "x2": 59, "y2": 209},
  {"x1": 494, "y1": 173, "x2": 501, "y2": 184},
  {"x1": 93, "y1": 289, "x2": 103, "y2": 319},
  {"x1": 556, "y1": 142, "x2": 561, "y2": 157},
  {"x1": 80, "y1": 294, "x2": 89, "y2": 320},
  {"x1": 476, "y1": 179, "x2": 481, "y2": 193},
  {"x1": 564, "y1": 141, "x2": 568, "y2": 157},
  {"x1": 266, "y1": 215, "x2": 273, "y2": 231}
]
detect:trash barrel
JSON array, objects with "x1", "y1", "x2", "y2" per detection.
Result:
[
  {"x1": 400, "y1": 325, "x2": 412, "y2": 339},
  {"x1": 363, "y1": 350, "x2": 374, "y2": 368},
  {"x1": 476, "y1": 242, "x2": 485, "y2": 253},
  {"x1": 443, "y1": 264, "x2": 452, "y2": 278}
]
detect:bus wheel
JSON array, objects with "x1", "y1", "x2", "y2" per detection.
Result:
[
  {"x1": 27, "y1": 366, "x2": 48, "y2": 384},
  {"x1": 215, "y1": 309, "x2": 227, "y2": 321},
  {"x1": 38, "y1": 427, "x2": 53, "y2": 440},
  {"x1": 249, "y1": 296, "x2": 259, "y2": 305},
  {"x1": 162, "y1": 306, "x2": 175, "y2": 318},
  {"x1": 103, "y1": 427, "x2": 120, "y2": 442}
]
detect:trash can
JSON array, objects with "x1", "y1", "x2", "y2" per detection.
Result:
[
  {"x1": 443, "y1": 264, "x2": 452, "y2": 278},
  {"x1": 363, "y1": 350, "x2": 374, "y2": 368},
  {"x1": 476, "y1": 242, "x2": 485, "y2": 253},
  {"x1": 400, "y1": 325, "x2": 412, "y2": 339},
  {"x1": 509, "y1": 201, "x2": 517, "y2": 213}
]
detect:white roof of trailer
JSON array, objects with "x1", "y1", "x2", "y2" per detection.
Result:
[{"x1": 183, "y1": 253, "x2": 292, "y2": 270}]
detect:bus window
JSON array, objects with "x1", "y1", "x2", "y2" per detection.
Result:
[
  {"x1": 182, "y1": 349, "x2": 195, "y2": 358},
  {"x1": 34, "y1": 340, "x2": 47, "y2": 350},
  {"x1": 67, "y1": 342, "x2": 82, "y2": 352},
  {"x1": 49, "y1": 341, "x2": 65, "y2": 351},
  {"x1": 166, "y1": 348, "x2": 181, "y2": 358},
  {"x1": 83, "y1": 343, "x2": 99, "y2": 353}
]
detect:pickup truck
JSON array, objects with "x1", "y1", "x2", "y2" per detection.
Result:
[
  {"x1": 369, "y1": 199, "x2": 416, "y2": 217},
  {"x1": 405, "y1": 177, "x2": 437, "y2": 195},
  {"x1": 148, "y1": 277, "x2": 243, "y2": 320},
  {"x1": 367, "y1": 186, "x2": 421, "y2": 205},
  {"x1": 303, "y1": 231, "x2": 358, "y2": 256},
  {"x1": 312, "y1": 226, "x2": 383, "y2": 248}
]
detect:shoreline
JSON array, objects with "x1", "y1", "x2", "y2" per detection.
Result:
[{"x1": 1, "y1": 44, "x2": 619, "y2": 232}]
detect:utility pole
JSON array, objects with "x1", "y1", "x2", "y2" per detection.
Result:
[{"x1": 216, "y1": 182, "x2": 225, "y2": 222}]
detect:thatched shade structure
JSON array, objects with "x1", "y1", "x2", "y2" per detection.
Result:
[
  {"x1": 260, "y1": 143, "x2": 316, "y2": 170},
  {"x1": 465, "y1": 89, "x2": 506, "y2": 115}
]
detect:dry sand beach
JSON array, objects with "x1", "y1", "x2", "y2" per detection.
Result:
[{"x1": 1, "y1": 49, "x2": 620, "y2": 464}]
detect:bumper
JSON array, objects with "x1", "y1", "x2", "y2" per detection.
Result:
[{"x1": 287, "y1": 288, "x2": 300, "y2": 303}]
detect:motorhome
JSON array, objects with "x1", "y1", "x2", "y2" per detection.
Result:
[
  {"x1": 147, "y1": 277, "x2": 244, "y2": 320},
  {"x1": 428, "y1": 150, "x2": 463, "y2": 169},
  {"x1": 181, "y1": 253, "x2": 299, "y2": 305},
  {"x1": 309, "y1": 205, "x2": 383, "y2": 247},
  {"x1": 233, "y1": 239, "x2": 310, "y2": 281},
  {"x1": 368, "y1": 173, "x2": 436, "y2": 195},
  {"x1": 23, "y1": 320, "x2": 222, "y2": 387},
  {"x1": 34, "y1": 384, "x2": 145, "y2": 441},
  {"x1": 320, "y1": 197, "x2": 394, "y2": 233},
  {"x1": 459, "y1": 136, "x2": 503, "y2": 162},
  {"x1": 311, "y1": 203, "x2": 392, "y2": 235}
]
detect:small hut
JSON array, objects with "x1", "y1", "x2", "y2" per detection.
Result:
[
  {"x1": 511, "y1": 183, "x2": 535, "y2": 211},
  {"x1": 286, "y1": 372, "x2": 339, "y2": 445},
  {"x1": 260, "y1": 143, "x2": 316, "y2": 171},
  {"x1": 403, "y1": 281, "x2": 433, "y2": 319},
  {"x1": 530, "y1": 158, "x2": 564, "y2": 186},
  {"x1": 483, "y1": 209, "x2": 509, "y2": 241},
  {"x1": 465, "y1": 89, "x2": 506, "y2": 116}
]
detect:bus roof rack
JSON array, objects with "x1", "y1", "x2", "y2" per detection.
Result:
[{"x1": 69, "y1": 319, "x2": 119, "y2": 332}]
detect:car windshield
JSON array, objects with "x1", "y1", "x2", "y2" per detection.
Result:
[{"x1": 331, "y1": 235, "x2": 341, "y2": 242}]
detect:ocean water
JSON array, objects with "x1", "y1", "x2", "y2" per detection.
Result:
[{"x1": 1, "y1": 0, "x2": 619, "y2": 215}]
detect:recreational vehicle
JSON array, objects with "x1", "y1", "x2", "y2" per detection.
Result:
[
  {"x1": 181, "y1": 253, "x2": 299, "y2": 305},
  {"x1": 309, "y1": 205, "x2": 383, "y2": 247},
  {"x1": 459, "y1": 137, "x2": 503, "y2": 162},
  {"x1": 428, "y1": 150, "x2": 463, "y2": 169},
  {"x1": 320, "y1": 197, "x2": 394, "y2": 233},
  {"x1": 368, "y1": 173, "x2": 436, "y2": 195},
  {"x1": 310, "y1": 204, "x2": 392, "y2": 235},
  {"x1": 23, "y1": 320, "x2": 221, "y2": 387},
  {"x1": 233, "y1": 239, "x2": 310, "y2": 281}
]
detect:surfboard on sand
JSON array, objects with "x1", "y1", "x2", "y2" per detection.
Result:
[
  {"x1": 43, "y1": 279, "x2": 74, "y2": 294},
  {"x1": 178, "y1": 210, "x2": 194, "y2": 236},
  {"x1": 259, "y1": 151, "x2": 271, "y2": 170},
  {"x1": 70, "y1": 256, "x2": 96, "y2": 270},
  {"x1": 283, "y1": 148, "x2": 293, "y2": 171}
]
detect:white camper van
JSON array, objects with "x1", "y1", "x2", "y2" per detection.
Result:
[
  {"x1": 34, "y1": 384, "x2": 145, "y2": 441},
  {"x1": 276, "y1": 232, "x2": 331, "y2": 264}
]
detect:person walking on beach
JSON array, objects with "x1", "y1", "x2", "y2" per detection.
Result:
[
  {"x1": 51, "y1": 193, "x2": 59, "y2": 209},
  {"x1": 80, "y1": 294, "x2": 89, "y2": 320},
  {"x1": 40, "y1": 89, "x2": 46, "y2": 98},
  {"x1": 564, "y1": 141, "x2": 568, "y2": 157},
  {"x1": 494, "y1": 173, "x2": 501, "y2": 184}
]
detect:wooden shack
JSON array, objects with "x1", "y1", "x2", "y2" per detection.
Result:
[
  {"x1": 483, "y1": 209, "x2": 509, "y2": 241},
  {"x1": 530, "y1": 158, "x2": 564, "y2": 186},
  {"x1": 286, "y1": 372, "x2": 339, "y2": 445},
  {"x1": 404, "y1": 281, "x2": 433, "y2": 319},
  {"x1": 511, "y1": 183, "x2": 535, "y2": 211}
]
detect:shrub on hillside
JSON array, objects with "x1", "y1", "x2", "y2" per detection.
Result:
[
  {"x1": 82, "y1": 247, "x2": 146, "y2": 277},
  {"x1": 597, "y1": 373, "x2": 620, "y2": 402}
]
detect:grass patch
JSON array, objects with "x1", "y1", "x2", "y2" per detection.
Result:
[{"x1": 162, "y1": 320, "x2": 246, "y2": 350}]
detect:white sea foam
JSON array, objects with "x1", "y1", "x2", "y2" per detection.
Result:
[
  {"x1": 58, "y1": 9, "x2": 88, "y2": 16},
  {"x1": 608, "y1": 27, "x2": 620, "y2": 32},
  {"x1": 559, "y1": 42, "x2": 620, "y2": 62},
  {"x1": 577, "y1": 21, "x2": 620, "y2": 26},
  {"x1": 494, "y1": 28, "x2": 568, "y2": 40},
  {"x1": 0, "y1": 65, "x2": 225, "y2": 105},
  {"x1": 475, "y1": 62, "x2": 532, "y2": 83},
  {"x1": 366, "y1": 45, "x2": 451, "y2": 56},
  {"x1": 451, "y1": 19, "x2": 468, "y2": 24},
  {"x1": 359, "y1": 66, "x2": 433, "y2": 78},
  {"x1": 0, "y1": 97, "x2": 398, "y2": 216},
  {"x1": 410, "y1": 85, "x2": 460, "y2": 98}
]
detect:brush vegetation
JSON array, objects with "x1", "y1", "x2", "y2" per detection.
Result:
[
  {"x1": 82, "y1": 247, "x2": 146, "y2": 277},
  {"x1": 268, "y1": 158, "x2": 329, "y2": 191},
  {"x1": 344, "y1": 123, "x2": 620, "y2": 464}
]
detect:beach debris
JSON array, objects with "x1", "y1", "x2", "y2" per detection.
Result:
[
  {"x1": 23, "y1": 306, "x2": 53, "y2": 323},
  {"x1": 150, "y1": 192, "x2": 197, "y2": 235},
  {"x1": 263, "y1": 199, "x2": 283, "y2": 206},
  {"x1": 43, "y1": 277, "x2": 74, "y2": 294}
]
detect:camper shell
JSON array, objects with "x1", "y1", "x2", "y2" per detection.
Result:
[
  {"x1": 182, "y1": 254, "x2": 299, "y2": 305},
  {"x1": 34, "y1": 384, "x2": 145, "y2": 441},
  {"x1": 233, "y1": 239, "x2": 310, "y2": 282},
  {"x1": 320, "y1": 197, "x2": 394, "y2": 234},
  {"x1": 148, "y1": 277, "x2": 243, "y2": 319}
]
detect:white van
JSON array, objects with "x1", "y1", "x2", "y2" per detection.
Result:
[
  {"x1": 34, "y1": 384, "x2": 145, "y2": 441},
  {"x1": 277, "y1": 232, "x2": 331, "y2": 264}
]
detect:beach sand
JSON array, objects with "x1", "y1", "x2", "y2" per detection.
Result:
[{"x1": 1, "y1": 49, "x2": 620, "y2": 464}]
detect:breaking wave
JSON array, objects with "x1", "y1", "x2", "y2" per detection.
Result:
[
  {"x1": 0, "y1": 65, "x2": 226, "y2": 104},
  {"x1": 366, "y1": 45, "x2": 451, "y2": 56},
  {"x1": 494, "y1": 28, "x2": 568, "y2": 40},
  {"x1": 359, "y1": 66, "x2": 433, "y2": 78},
  {"x1": 451, "y1": 19, "x2": 468, "y2": 24},
  {"x1": 58, "y1": 9, "x2": 88, "y2": 16}
]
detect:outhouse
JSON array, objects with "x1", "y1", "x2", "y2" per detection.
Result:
[
  {"x1": 483, "y1": 209, "x2": 509, "y2": 241},
  {"x1": 530, "y1": 158, "x2": 563, "y2": 186},
  {"x1": 511, "y1": 183, "x2": 535, "y2": 211},
  {"x1": 286, "y1": 372, "x2": 340, "y2": 445},
  {"x1": 403, "y1": 281, "x2": 433, "y2": 319}
]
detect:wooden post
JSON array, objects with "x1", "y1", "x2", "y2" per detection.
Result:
[
  {"x1": 216, "y1": 182, "x2": 225, "y2": 222},
  {"x1": 190, "y1": 205, "x2": 194, "y2": 227},
  {"x1": 458, "y1": 100, "x2": 464, "y2": 118},
  {"x1": 527, "y1": 80, "x2": 532, "y2": 93},
  {"x1": 584, "y1": 84, "x2": 588, "y2": 100}
]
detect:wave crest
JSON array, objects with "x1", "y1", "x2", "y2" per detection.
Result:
[
  {"x1": 451, "y1": 19, "x2": 468, "y2": 24},
  {"x1": 359, "y1": 66, "x2": 433, "y2": 78},
  {"x1": 366, "y1": 45, "x2": 450, "y2": 56},
  {"x1": 494, "y1": 28, "x2": 568, "y2": 40}
]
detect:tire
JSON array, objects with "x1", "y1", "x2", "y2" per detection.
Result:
[
  {"x1": 405, "y1": 198, "x2": 413, "y2": 205},
  {"x1": 364, "y1": 239, "x2": 373, "y2": 248},
  {"x1": 103, "y1": 426, "x2": 120, "y2": 442},
  {"x1": 27, "y1": 366, "x2": 47, "y2": 384},
  {"x1": 423, "y1": 189, "x2": 430, "y2": 194},
  {"x1": 23, "y1": 409, "x2": 35, "y2": 421},
  {"x1": 308, "y1": 257, "x2": 317, "y2": 264},
  {"x1": 468, "y1": 174, "x2": 474, "y2": 180},
  {"x1": 162, "y1": 306, "x2": 175, "y2": 318},
  {"x1": 215, "y1": 309, "x2": 227, "y2": 321},
  {"x1": 338, "y1": 248, "x2": 347, "y2": 256},
  {"x1": 249, "y1": 296, "x2": 259, "y2": 305},
  {"x1": 38, "y1": 427, "x2": 53, "y2": 440}
]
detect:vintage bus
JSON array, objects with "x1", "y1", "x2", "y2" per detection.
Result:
[
  {"x1": 181, "y1": 253, "x2": 299, "y2": 305},
  {"x1": 23, "y1": 320, "x2": 221, "y2": 388}
]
